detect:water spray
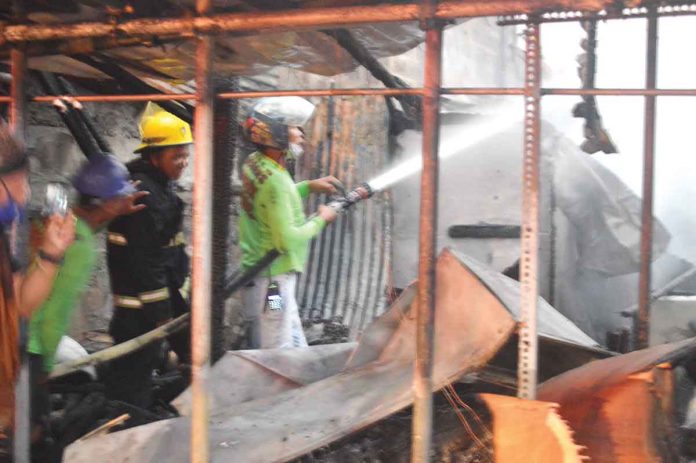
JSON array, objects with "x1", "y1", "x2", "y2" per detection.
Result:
[{"x1": 367, "y1": 112, "x2": 523, "y2": 192}]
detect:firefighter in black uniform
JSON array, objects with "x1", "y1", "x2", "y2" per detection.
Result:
[{"x1": 104, "y1": 108, "x2": 192, "y2": 410}]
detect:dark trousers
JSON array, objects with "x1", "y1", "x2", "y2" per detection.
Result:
[
  {"x1": 28, "y1": 354, "x2": 57, "y2": 463},
  {"x1": 168, "y1": 287, "x2": 191, "y2": 364},
  {"x1": 104, "y1": 287, "x2": 190, "y2": 409}
]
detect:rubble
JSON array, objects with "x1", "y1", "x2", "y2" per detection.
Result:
[{"x1": 64, "y1": 248, "x2": 604, "y2": 462}]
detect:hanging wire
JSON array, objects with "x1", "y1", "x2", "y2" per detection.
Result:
[
  {"x1": 445, "y1": 385, "x2": 493, "y2": 439},
  {"x1": 441, "y1": 386, "x2": 490, "y2": 456}
]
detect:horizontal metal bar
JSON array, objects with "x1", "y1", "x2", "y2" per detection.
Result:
[
  {"x1": 0, "y1": 0, "x2": 611, "y2": 46},
  {"x1": 0, "y1": 93, "x2": 196, "y2": 103},
  {"x1": 1, "y1": 87, "x2": 695, "y2": 105},
  {"x1": 217, "y1": 88, "x2": 424, "y2": 98},
  {"x1": 544, "y1": 88, "x2": 696, "y2": 96},
  {"x1": 32, "y1": 93, "x2": 196, "y2": 102},
  {"x1": 441, "y1": 87, "x2": 525, "y2": 95},
  {"x1": 498, "y1": 3, "x2": 696, "y2": 25}
]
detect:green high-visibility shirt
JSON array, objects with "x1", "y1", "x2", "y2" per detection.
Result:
[
  {"x1": 28, "y1": 218, "x2": 97, "y2": 372},
  {"x1": 239, "y1": 152, "x2": 326, "y2": 276}
]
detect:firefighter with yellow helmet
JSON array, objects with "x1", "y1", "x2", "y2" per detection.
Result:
[{"x1": 104, "y1": 106, "x2": 193, "y2": 410}]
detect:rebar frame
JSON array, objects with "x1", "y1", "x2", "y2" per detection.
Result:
[
  {"x1": 10, "y1": 39, "x2": 30, "y2": 463},
  {"x1": 637, "y1": 7, "x2": 659, "y2": 349},
  {"x1": 3, "y1": 2, "x2": 691, "y2": 462},
  {"x1": 191, "y1": 1, "x2": 214, "y2": 461},
  {"x1": 518, "y1": 20, "x2": 541, "y2": 400},
  {"x1": 412, "y1": 4, "x2": 442, "y2": 459}
]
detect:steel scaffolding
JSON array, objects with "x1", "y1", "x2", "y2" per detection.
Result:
[{"x1": 3, "y1": 0, "x2": 693, "y2": 461}]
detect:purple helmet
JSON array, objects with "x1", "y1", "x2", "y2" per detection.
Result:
[{"x1": 72, "y1": 153, "x2": 135, "y2": 200}]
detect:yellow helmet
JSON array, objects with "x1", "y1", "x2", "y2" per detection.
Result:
[{"x1": 134, "y1": 105, "x2": 193, "y2": 153}]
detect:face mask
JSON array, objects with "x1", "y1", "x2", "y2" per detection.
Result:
[
  {"x1": 0, "y1": 200, "x2": 22, "y2": 226},
  {"x1": 285, "y1": 143, "x2": 304, "y2": 160},
  {"x1": 0, "y1": 182, "x2": 20, "y2": 226}
]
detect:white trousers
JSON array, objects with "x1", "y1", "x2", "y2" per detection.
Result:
[{"x1": 241, "y1": 272, "x2": 308, "y2": 349}]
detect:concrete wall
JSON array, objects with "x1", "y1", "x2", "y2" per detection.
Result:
[{"x1": 390, "y1": 118, "x2": 524, "y2": 289}]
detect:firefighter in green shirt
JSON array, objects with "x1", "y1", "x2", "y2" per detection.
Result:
[
  {"x1": 27, "y1": 153, "x2": 146, "y2": 457},
  {"x1": 240, "y1": 97, "x2": 338, "y2": 348}
]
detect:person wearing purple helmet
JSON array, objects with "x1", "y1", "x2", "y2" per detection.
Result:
[{"x1": 26, "y1": 153, "x2": 146, "y2": 461}]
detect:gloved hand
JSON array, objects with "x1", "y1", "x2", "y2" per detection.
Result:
[{"x1": 308, "y1": 176, "x2": 343, "y2": 195}]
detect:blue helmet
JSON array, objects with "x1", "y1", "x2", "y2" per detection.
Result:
[{"x1": 72, "y1": 153, "x2": 136, "y2": 200}]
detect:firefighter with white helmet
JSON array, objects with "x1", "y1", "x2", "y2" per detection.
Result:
[
  {"x1": 104, "y1": 106, "x2": 193, "y2": 410},
  {"x1": 240, "y1": 96, "x2": 339, "y2": 349}
]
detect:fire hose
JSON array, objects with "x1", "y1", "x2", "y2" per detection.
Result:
[{"x1": 50, "y1": 183, "x2": 375, "y2": 380}]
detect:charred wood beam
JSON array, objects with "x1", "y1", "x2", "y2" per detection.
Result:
[
  {"x1": 53, "y1": 392, "x2": 107, "y2": 450},
  {"x1": 74, "y1": 54, "x2": 194, "y2": 124},
  {"x1": 322, "y1": 28, "x2": 421, "y2": 123},
  {"x1": 56, "y1": 75, "x2": 112, "y2": 153},
  {"x1": 35, "y1": 71, "x2": 102, "y2": 157},
  {"x1": 573, "y1": 19, "x2": 617, "y2": 154},
  {"x1": 448, "y1": 224, "x2": 521, "y2": 239}
]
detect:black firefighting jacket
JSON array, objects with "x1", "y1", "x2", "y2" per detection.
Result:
[{"x1": 107, "y1": 159, "x2": 190, "y2": 330}]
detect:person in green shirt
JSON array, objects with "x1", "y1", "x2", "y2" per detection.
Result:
[
  {"x1": 27, "y1": 153, "x2": 146, "y2": 457},
  {"x1": 240, "y1": 97, "x2": 338, "y2": 349}
]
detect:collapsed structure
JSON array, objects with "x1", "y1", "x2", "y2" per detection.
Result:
[
  {"x1": 64, "y1": 250, "x2": 696, "y2": 461},
  {"x1": 1, "y1": 0, "x2": 696, "y2": 462}
]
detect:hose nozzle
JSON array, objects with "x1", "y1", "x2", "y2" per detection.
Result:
[{"x1": 326, "y1": 182, "x2": 374, "y2": 213}]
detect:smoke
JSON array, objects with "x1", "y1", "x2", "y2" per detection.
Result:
[{"x1": 542, "y1": 17, "x2": 696, "y2": 264}]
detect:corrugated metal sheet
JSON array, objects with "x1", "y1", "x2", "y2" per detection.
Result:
[{"x1": 296, "y1": 95, "x2": 392, "y2": 338}]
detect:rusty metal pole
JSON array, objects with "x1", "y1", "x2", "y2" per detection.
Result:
[
  {"x1": 518, "y1": 21, "x2": 542, "y2": 400},
  {"x1": 9, "y1": 49, "x2": 26, "y2": 135},
  {"x1": 191, "y1": 0, "x2": 213, "y2": 461},
  {"x1": 0, "y1": 0, "x2": 609, "y2": 45},
  {"x1": 10, "y1": 41, "x2": 29, "y2": 463},
  {"x1": 412, "y1": 3, "x2": 442, "y2": 461},
  {"x1": 637, "y1": 9, "x2": 658, "y2": 349}
]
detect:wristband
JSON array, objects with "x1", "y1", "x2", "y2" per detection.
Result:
[{"x1": 38, "y1": 249, "x2": 64, "y2": 265}]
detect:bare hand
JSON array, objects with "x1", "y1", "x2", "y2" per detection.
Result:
[
  {"x1": 101, "y1": 190, "x2": 149, "y2": 219},
  {"x1": 317, "y1": 205, "x2": 338, "y2": 224},
  {"x1": 41, "y1": 211, "x2": 76, "y2": 258},
  {"x1": 308, "y1": 176, "x2": 343, "y2": 195}
]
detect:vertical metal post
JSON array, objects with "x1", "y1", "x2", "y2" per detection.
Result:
[
  {"x1": 518, "y1": 21, "x2": 541, "y2": 400},
  {"x1": 412, "y1": 7, "x2": 442, "y2": 462},
  {"x1": 10, "y1": 40, "x2": 29, "y2": 463},
  {"x1": 211, "y1": 77, "x2": 238, "y2": 363},
  {"x1": 637, "y1": 10, "x2": 658, "y2": 349},
  {"x1": 9, "y1": 49, "x2": 26, "y2": 137},
  {"x1": 191, "y1": 0, "x2": 213, "y2": 461}
]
